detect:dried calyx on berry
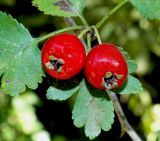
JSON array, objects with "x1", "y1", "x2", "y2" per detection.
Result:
[
  {"x1": 45, "y1": 55, "x2": 64, "y2": 72},
  {"x1": 103, "y1": 72, "x2": 124, "y2": 90}
]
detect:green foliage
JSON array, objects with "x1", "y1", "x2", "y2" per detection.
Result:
[
  {"x1": 0, "y1": 0, "x2": 149, "y2": 140},
  {"x1": 0, "y1": 12, "x2": 44, "y2": 96},
  {"x1": 127, "y1": 60, "x2": 137, "y2": 74},
  {"x1": 119, "y1": 47, "x2": 137, "y2": 74},
  {"x1": 114, "y1": 75, "x2": 143, "y2": 95},
  {"x1": 131, "y1": 0, "x2": 160, "y2": 20},
  {"x1": 116, "y1": 47, "x2": 143, "y2": 94},
  {"x1": 46, "y1": 84, "x2": 80, "y2": 100},
  {"x1": 72, "y1": 80, "x2": 114, "y2": 140},
  {"x1": 32, "y1": 0, "x2": 85, "y2": 17}
]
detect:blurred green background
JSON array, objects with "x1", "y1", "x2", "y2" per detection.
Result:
[{"x1": 0, "y1": 0, "x2": 160, "y2": 141}]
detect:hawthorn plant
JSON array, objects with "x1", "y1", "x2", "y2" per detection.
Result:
[{"x1": 0, "y1": 0, "x2": 160, "y2": 140}]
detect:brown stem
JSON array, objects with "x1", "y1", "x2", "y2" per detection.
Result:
[{"x1": 107, "y1": 91, "x2": 143, "y2": 141}]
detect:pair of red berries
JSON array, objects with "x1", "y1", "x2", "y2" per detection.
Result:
[{"x1": 41, "y1": 33, "x2": 128, "y2": 90}]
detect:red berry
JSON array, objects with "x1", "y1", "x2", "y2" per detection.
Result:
[
  {"x1": 41, "y1": 33, "x2": 86, "y2": 80},
  {"x1": 84, "y1": 43, "x2": 128, "y2": 90}
]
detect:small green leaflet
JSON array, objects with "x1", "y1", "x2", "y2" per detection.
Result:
[
  {"x1": 114, "y1": 75, "x2": 143, "y2": 95},
  {"x1": 0, "y1": 12, "x2": 44, "y2": 96},
  {"x1": 130, "y1": 0, "x2": 160, "y2": 20},
  {"x1": 32, "y1": 0, "x2": 85, "y2": 17},
  {"x1": 47, "y1": 84, "x2": 80, "y2": 100},
  {"x1": 118, "y1": 47, "x2": 137, "y2": 74},
  {"x1": 117, "y1": 47, "x2": 143, "y2": 94},
  {"x1": 127, "y1": 60, "x2": 137, "y2": 74},
  {"x1": 72, "y1": 80, "x2": 114, "y2": 140}
]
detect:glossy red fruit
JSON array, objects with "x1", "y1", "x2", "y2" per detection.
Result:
[
  {"x1": 41, "y1": 33, "x2": 86, "y2": 80},
  {"x1": 84, "y1": 43, "x2": 128, "y2": 90}
]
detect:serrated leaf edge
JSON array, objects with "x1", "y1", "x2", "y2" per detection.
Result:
[
  {"x1": 32, "y1": 0, "x2": 80, "y2": 17},
  {"x1": 72, "y1": 80, "x2": 115, "y2": 139},
  {"x1": 0, "y1": 11, "x2": 45, "y2": 96}
]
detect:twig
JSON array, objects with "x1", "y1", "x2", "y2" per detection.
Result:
[{"x1": 107, "y1": 91, "x2": 143, "y2": 141}]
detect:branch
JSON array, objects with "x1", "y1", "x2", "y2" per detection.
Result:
[{"x1": 107, "y1": 91, "x2": 143, "y2": 141}]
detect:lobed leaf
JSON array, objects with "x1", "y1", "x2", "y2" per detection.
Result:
[
  {"x1": 32, "y1": 0, "x2": 85, "y2": 17},
  {"x1": 118, "y1": 47, "x2": 130, "y2": 60},
  {"x1": 115, "y1": 47, "x2": 142, "y2": 95},
  {"x1": 114, "y1": 75, "x2": 143, "y2": 95},
  {"x1": 72, "y1": 80, "x2": 114, "y2": 139},
  {"x1": 118, "y1": 47, "x2": 137, "y2": 74},
  {"x1": 127, "y1": 60, "x2": 137, "y2": 74},
  {"x1": 46, "y1": 84, "x2": 80, "y2": 101},
  {"x1": 0, "y1": 12, "x2": 44, "y2": 96},
  {"x1": 130, "y1": 0, "x2": 160, "y2": 20}
]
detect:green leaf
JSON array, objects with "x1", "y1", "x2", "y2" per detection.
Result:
[
  {"x1": 72, "y1": 80, "x2": 114, "y2": 140},
  {"x1": 118, "y1": 47, "x2": 130, "y2": 60},
  {"x1": 114, "y1": 75, "x2": 143, "y2": 95},
  {"x1": 46, "y1": 84, "x2": 80, "y2": 101},
  {"x1": 0, "y1": 12, "x2": 44, "y2": 96},
  {"x1": 130, "y1": 0, "x2": 160, "y2": 20},
  {"x1": 32, "y1": 0, "x2": 85, "y2": 17},
  {"x1": 127, "y1": 60, "x2": 137, "y2": 74},
  {"x1": 118, "y1": 47, "x2": 137, "y2": 74}
]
